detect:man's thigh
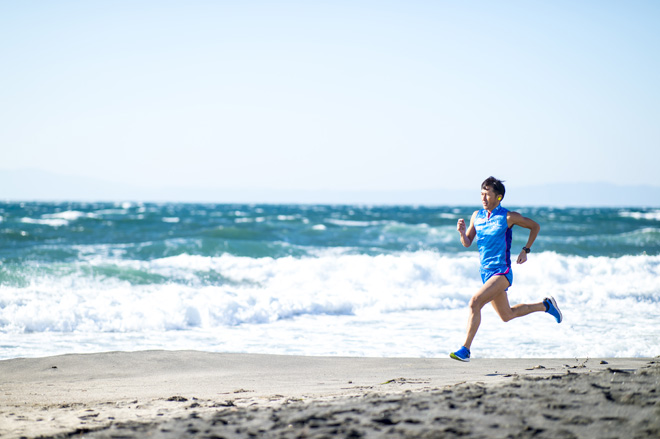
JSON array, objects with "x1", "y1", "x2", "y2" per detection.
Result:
[{"x1": 472, "y1": 275, "x2": 510, "y2": 308}]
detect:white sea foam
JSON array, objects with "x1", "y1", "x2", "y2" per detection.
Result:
[
  {"x1": 43, "y1": 210, "x2": 96, "y2": 221},
  {"x1": 326, "y1": 219, "x2": 389, "y2": 227},
  {"x1": 1, "y1": 251, "x2": 658, "y2": 359},
  {"x1": 20, "y1": 217, "x2": 69, "y2": 227},
  {"x1": 619, "y1": 209, "x2": 660, "y2": 221},
  {"x1": 22, "y1": 210, "x2": 98, "y2": 227}
]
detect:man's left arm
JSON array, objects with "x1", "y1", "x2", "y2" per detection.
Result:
[{"x1": 508, "y1": 211, "x2": 541, "y2": 264}]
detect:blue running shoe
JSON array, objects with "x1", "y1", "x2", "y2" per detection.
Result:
[
  {"x1": 450, "y1": 346, "x2": 470, "y2": 362},
  {"x1": 544, "y1": 296, "x2": 563, "y2": 323}
]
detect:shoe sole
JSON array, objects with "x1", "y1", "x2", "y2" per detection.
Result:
[
  {"x1": 547, "y1": 296, "x2": 563, "y2": 323},
  {"x1": 450, "y1": 352, "x2": 470, "y2": 362}
]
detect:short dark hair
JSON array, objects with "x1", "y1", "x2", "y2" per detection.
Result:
[{"x1": 481, "y1": 176, "x2": 506, "y2": 199}]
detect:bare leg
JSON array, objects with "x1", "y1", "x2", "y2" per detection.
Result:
[
  {"x1": 462, "y1": 275, "x2": 511, "y2": 350},
  {"x1": 490, "y1": 292, "x2": 546, "y2": 322}
]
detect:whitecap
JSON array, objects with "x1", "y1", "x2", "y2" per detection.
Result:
[
  {"x1": 42, "y1": 210, "x2": 95, "y2": 221},
  {"x1": 326, "y1": 219, "x2": 387, "y2": 227},
  {"x1": 619, "y1": 210, "x2": 660, "y2": 221},
  {"x1": 20, "y1": 217, "x2": 69, "y2": 227}
]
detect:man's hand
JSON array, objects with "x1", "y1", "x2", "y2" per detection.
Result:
[{"x1": 457, "y1": 218, "x2": 466, "y2": 235}]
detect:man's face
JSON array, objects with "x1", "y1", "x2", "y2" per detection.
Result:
[{"x1": 481, "y1": 186, "x2": 500, "y2": 210}]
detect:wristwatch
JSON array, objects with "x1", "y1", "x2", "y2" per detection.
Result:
[{"x1": 522, "y1": 247, "x2": 531, "y2": 253}]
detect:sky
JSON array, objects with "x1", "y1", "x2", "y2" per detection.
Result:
[{"x1": 1, "y1": 0, "x2": 659, "y2": 203}]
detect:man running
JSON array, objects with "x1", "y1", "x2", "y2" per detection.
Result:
[{"x1": 450, "y1": 176, "x2": 562, "y2": 362}]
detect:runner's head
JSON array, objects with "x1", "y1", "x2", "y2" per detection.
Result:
[{"x1": 481, "y1": 176, "x2": 506, "y2": 201}]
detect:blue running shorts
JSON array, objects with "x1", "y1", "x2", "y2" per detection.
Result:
[{"x1": 480, "y1": 266, "x2": 513, "y2": 290}]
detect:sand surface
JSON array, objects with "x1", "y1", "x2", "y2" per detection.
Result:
[{"x1": 0, "y1": 351, "x2": 657, "y2": 438}]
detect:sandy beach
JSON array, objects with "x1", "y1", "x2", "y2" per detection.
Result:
[{"x1": 1, "y1": 351, "x2": 658, "y2": 439}]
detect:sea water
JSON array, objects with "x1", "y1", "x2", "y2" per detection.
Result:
[{"x1": 1, "y1": 202, "x2": 658, "y2": 360}]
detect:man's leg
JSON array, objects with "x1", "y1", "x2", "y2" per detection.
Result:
[
  {"x1": 462, "y1": 275, "x2": 510, "y2": 350},
  {"x1": 490, "y1": 292, "x2": 546, "y2": 322}
]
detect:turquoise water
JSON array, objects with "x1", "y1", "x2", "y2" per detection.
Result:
[
  {"x1": 3, "y1": 202, "x2": 658, "y2": 261},
  {"x1": 1, "y1": 202, "x2": 659, "y2": 359}
]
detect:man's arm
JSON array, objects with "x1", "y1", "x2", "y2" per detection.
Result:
[
  {"x1": 507, "y1": 211, "x2": 541, "y2": 264},
  {"x1": 457, "y1": 211, "x2": 478, "y2": 248}
]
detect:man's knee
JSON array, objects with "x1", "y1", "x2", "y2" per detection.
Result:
[
  {"x1": 499, "y1": 313, "x2": 514, "y2": 323},
  {"x1": 468, "y1": 296, "x2": 487, "y2": 312}
]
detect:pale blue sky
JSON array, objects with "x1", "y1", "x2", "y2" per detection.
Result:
[{"x1": 1, "y1": 1, "x2": 659, "y2": 201}]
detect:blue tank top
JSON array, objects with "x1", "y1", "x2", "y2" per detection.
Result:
[{"x1": 474, "y1": 205, "x2": 512, "y2": 270}]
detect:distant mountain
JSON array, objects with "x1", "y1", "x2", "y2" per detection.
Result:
[{"x1": 1, "y1": 169, "x2": 658, "y2": 207}]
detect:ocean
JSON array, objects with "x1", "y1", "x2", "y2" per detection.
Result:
[{"x1": 1, "y1": 202, "x2": 659, "y2": 360}]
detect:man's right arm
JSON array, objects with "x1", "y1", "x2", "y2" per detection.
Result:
[{"x1": 457, "y1": 211, "x2": 477, "y2": 248}]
